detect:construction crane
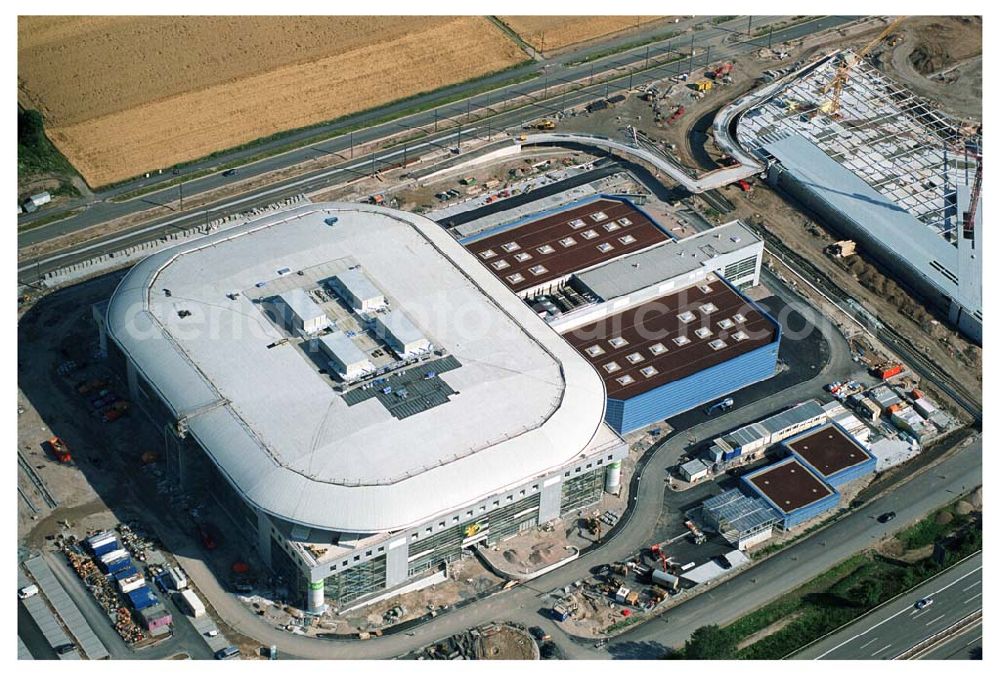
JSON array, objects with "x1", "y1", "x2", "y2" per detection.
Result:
[
  {"x1": 963, "y1": 156, "x2": 982, "y2": 241},
  {"x1": 821, "y1": 16, "x2": 907, "y2": 118}
]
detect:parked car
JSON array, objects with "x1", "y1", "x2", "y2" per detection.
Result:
[
  {"x1": 877, "y1": 511, "x2": 897, "y2": 523},
  {"x1": 915, "y1": 597, "x2": 934, "y2": 610},
  {"x1": 214, "y1": 645, "x2": 240, "y2": 660},
  {"x1": 206, "y1": 629, "x2": 220, "y2": 638},
  {"x1": 18, "y1": 584, "x2": 39, "y2": 599},
  {"x1": 54, "y1": 643, "x2": 76, "y2": 655}
]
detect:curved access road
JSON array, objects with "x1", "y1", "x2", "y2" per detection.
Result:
[{"x1": 520, "y1": 131, "x2": 762, "y2": 193}]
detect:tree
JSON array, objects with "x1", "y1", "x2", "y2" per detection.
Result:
[{"x1": 684, "y1": 624, "x2": 737, "y2": 659}]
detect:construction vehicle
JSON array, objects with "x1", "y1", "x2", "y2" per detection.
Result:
[
  {"x1": 826, "y1": 240, "x2": 857, "y2": 258},
  {"x1": 737, "y1": 179, "x2": 752, "y2": 193},
  {"x1": 694, "y1": 79, "x2": 713, "y2": 92},
  {"x1": 46, "y1": 436, "x2": 72, "y2": 463},
  {"x1": 368, "y1": 194, "x2": 385, "y2": 206},
  {"x1": 820, "y1": 16, "x2": 906, "y2": 118},
  {"x1": 535, "y1": 119, "x2": 557, "y2": 131},
  {"x1": 667, "y1": 105, "x2": 686, "y2": 125},
  {"x1": 684, "y1": 520, "x2": 707, "y2": 545},
  {"x1": 710, "y1": 62, "x2": 733, "y2": 80},
  {"x1": 649, "y1": 543, "x2": 669, "y2": 573}
]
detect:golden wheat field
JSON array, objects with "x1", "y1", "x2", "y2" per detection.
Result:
[
  {"x1": 499, "y1": 16, "x2": 667, "y2": 53},
  {"x1": 18, "y1": 16, "x2": 526, "y2": 187}
]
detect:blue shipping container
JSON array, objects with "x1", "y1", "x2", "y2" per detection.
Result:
[
  {"x1": 128, "y1": 586, "x2": 158, "y2": 610},
  {"x1": 105, "y1": 556, "x2": 133, "y2": 575},
  {"x1": 113, "y1": 565, "x2": 140, "y2": 581},
  {"x1": 92, "y1": 540, "x2": 121, "y2": 558}
]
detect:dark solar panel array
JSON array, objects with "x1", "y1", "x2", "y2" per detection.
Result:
[
  {"x1": 464, "y1": 198, "x2": 669, "y2": 293},
  {"x1": 561, "y1": 280, "x2": 777, "y2": 399},
  {"x1": 342, "y1": 355, "x2": 462, "y2": 419}
]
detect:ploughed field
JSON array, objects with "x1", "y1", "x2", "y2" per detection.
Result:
[{"x1": 18, "y1": 16, "x2": 526, "y2": 187}]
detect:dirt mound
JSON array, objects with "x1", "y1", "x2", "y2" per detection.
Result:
[
  {"x1": 935, "y1": 510, "x2": 954, "y2": 525},
  {"x1": 503, "y1": 550, "x2": 518, "y2": 564},
  {"x1": 909, "y1": 43, "x2": 948, "y2": 75},
  {"x1": 954, "y1": 500, "x2": 974, "y2": 516},
  {"x1": 905, "y1": 17, "x2": 982, "y2": 75}
]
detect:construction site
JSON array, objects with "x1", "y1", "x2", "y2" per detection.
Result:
[{"x1": 18, "y1": 15, "x2": 981, "y2": 663}]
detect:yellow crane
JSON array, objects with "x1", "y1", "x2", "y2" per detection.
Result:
[{"x1": 821, "y1": 16, "x2": 907, "y2": 118}]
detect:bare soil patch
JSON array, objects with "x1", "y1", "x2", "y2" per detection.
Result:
[{"x1": 870, "y1": 16, "x2": 982, "y2": 120}]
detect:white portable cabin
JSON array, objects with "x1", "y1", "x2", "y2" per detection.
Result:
[
  {"x1": 315, "y1": 332, "x2": 374, "y2": 381},
  {"x1": 276, "y1": 288, "x2": 328, "y2": 335},
  {"x1": 179, "y1": 589, "x2": 206, "y2": 618},
  {"x1": 374, "y1": 310, "x2": 430, "y2": 358},
  {"x1": 331, "y1": 269, "x2": 386, "y2": 312}
]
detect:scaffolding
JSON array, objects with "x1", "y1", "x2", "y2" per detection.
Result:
[
  {"x1": 561, "y1": 468, "x2": 605, "y2": 514},
  {"x1": 325, "y1": 555, "x2": 387, "y2": 606}
]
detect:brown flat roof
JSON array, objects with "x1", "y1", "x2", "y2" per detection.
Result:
[
  {"x1": 786, "y1": 424, "x2": 871, "y2": 477},
  {"x1": 463, "y1": 198, "x2": 669, "y2": 294},
  {"x1": 746, "y1": 459, "x2": 833, "y2": 512},
  {"x1": 560, "y1": 279, "x2": 777, "y2": 400}
]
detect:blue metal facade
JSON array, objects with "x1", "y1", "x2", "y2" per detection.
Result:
[
  {"x1": 784, "y1": 423, "x2": 877, "y2": 488},
  {"x1": 604, "y1": 276, "x2": 781, "y2": 434},
  {"x1": 606, "y1": 338, "x2": 780, "y2": 434},
  {"x1": 740, "y1": 459, "x2": 841, "y2": 530}
]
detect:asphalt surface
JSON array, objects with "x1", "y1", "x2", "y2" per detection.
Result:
[
  {"x1": 917, "y1": 619, "x2": 982, "y2": 660},
  {"x1": 795, "y1": 552, "x2": 982, "y2": 660},
  {"x1": 18, "y1": 16, "x2": 863, "y2": 282}
]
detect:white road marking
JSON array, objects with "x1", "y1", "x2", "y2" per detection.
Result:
[
  {"x1": 925, "y1": 614, "x2": 945, "y2": 627},
  {"x1": 912, "y1": 608, "x2": 932, "y2": 619},
  {"x1": 859, "y1": 637, "x2": 878, "y2": 650},
  {"x1": 964, "y1": 592, "x2": 982, "y2": 604},
  {"x1": 871, "y1": 643, "x2": 892, "y2": 657},
  {"x1": 962, "y1": 580, "x2": 980, "y2": 592},
  {"x1": 813, "y1": 563, "x2": 982, "y2": 659},
  {"x1": 964, "y1": 634, "x2": 982, "y2": 648}
]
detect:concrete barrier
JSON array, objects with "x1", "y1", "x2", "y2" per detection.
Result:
[{"x1": 42, "y1": 194, "x2": 309, "y2": 288}]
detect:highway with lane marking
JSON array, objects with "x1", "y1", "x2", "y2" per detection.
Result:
[{"x1": 795, "y1": 552, "x2": 982, "y2": 660}]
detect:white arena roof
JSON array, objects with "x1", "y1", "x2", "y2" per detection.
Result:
[{"x1": 107, "y1": 203, "x2": 608, "y2": 532}]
